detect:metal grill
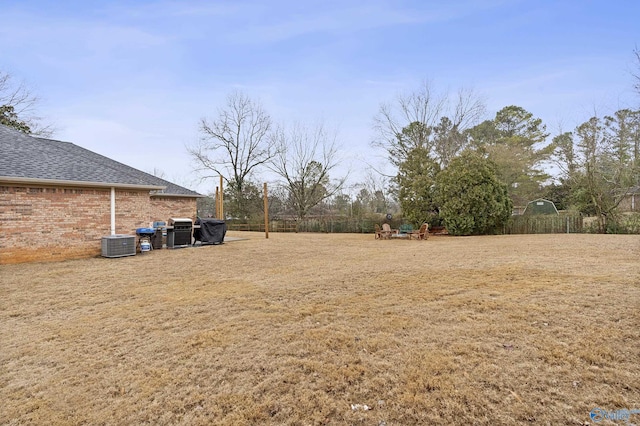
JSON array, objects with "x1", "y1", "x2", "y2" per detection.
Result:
[{"x1": 167, "y1": 218, "x2": 192, "y2": 247}]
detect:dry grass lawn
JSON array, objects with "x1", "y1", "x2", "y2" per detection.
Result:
[{"x1": 1, "y1": 232, "x2": 639, "y2": 425}]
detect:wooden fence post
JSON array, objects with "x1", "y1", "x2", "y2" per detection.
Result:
[
  {"x1": 215, "y1": 186, "x2": 220, "y2": 219},
  {"x1": 263, "y1": 182, "x2": 269, "y2": 239},
  {"x1": 219, "y1": 176, "x2": 224, "y2": 220}
]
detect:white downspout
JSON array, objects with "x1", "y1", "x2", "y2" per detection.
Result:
[{"x1": 110, "y1": 187, "x2": 116, "y2": 235}]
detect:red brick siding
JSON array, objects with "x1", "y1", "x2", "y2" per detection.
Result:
[
  {"x1": 0, "y1": 185, "x2": 196, "y2": 264},
  {"x1": 114, "y1": 190, "x2": 152, "y2": 232},
  {"x1": 150, "y1": 196, "x2": 197, "y2": 223}
]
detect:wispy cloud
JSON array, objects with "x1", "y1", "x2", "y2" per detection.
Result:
[
  {"x1": 0, "y1": 13, "x2": 169, "y2": 64},
  {"x1": 105, "y1": 1, "x2": 245, "y2": 19},
  {"x1": 218, "y1": 0, "x2": 512, "y2": 44}
]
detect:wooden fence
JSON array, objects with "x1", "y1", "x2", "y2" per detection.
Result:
[
  {"x1": 228, "y1": 215, "x2": 584, "y2": 235},
  {"x1": 227, "y1": 218, "x2": 378, "y2": 234},
  {"x1": 503, "y1": 215, "x2": 583, "y2": 234},
  {"x1": 227, "y1": 221, "x2": 298, "y2": 233}
]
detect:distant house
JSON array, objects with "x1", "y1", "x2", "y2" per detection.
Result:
[
  {"x1": 0, "y1": 124, "x2": 202, "y2": 264},
  {"x1": 618, "y1": 186, "x2": 640, "y2": 212},
  {"x1": 522, "y1": 198, "x2": 559, "y2": 216}
]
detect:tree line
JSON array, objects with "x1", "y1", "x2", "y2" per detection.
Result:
[
  {"x1": 382, "y1": 94, "x2": 639, "y2": 235},
  {"x1": 190, "y1": 60, "x2": 639, "y2": 235}
]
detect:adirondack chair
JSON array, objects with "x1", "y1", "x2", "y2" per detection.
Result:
[
  {"x1": 382, "y1": 223, "x2": 399, "y2": 238},
  {"x1": 410, "y1": 223, "x2": 429, "y2": 240},
  {"x1": 374, "y1": 224, "x2": 384, "y2": 239}
]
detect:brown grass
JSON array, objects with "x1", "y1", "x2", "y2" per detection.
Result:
[{"x1": 1, "y1": 233, "x2": 639, "y2": 425}]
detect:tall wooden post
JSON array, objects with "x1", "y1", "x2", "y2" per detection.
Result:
[
  {"x1": 215, "y1": 186, "x2": 220, "y2": 218},
  {"x1": 263, "y1": 182, "x2": 269, "y2": 239},
  {"x1": 219, "y1": 175, "x2": 224, "y2": 220}
]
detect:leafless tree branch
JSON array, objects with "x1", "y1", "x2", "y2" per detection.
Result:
[
  {"x1": 269, "y1": 122, "x2": 347, "y2": 219},
  {"x1": 187, "y1": 91, "x2": 274, "y2": 191},
  {"x1": 0, "y1": 70, "x2": 54, "y2": 136},
  {"x1": 372, "y1": 80, "x2": 486, "y2": 167}
]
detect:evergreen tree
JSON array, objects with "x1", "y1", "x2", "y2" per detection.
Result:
[
  {"x1": 468, "y1": 106, "x2": 552, "y2": 207},
  {"x1": 436, "y1": 151, "x2": 512, "y2": 235},
  {"x1": 395, "y1": 146, "x2": 441, "y2": 226}
]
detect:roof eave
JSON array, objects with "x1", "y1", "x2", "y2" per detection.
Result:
[
  {"x1": 0, "y1": 176, "x2": 166, "y2": 191},
  {"x1": 150, "y1": 192, "x2": 205, "y2": 198}
]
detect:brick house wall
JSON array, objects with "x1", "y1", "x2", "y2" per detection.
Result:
[
  {"x1": 0, "y1": 185, "x2": 197, "y2": 264},
  {"x1": 150, "y1": 196, "x2": 198, "y2": 224}
]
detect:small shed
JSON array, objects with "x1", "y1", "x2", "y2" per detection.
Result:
[{"x1": 523, "y1": 198, "x2": 559, "y2": 215}]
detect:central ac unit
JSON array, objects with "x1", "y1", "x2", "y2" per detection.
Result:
[{"x1": 101, "y1": 235, "x2": 136, "y2": 258}]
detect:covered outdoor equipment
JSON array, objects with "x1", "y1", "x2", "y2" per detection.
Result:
[{"x1": 194, "y1": 218, "x2": 227, "y2": 245}]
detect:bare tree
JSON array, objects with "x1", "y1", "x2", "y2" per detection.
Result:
[
  {"x1": 372, "y1": 81, "x2": 485, "y2": 167},
  {"x1": 550, "y1": 131, "x2": 577, "y2": 179},
  {"x1": 633, "y1": 46, "x2": 640, "y2": 96},
  {"x1": 270, "y1": 123, "x2": 347, "y2": 220},
  {"x1": 357, "y1": 169, "x2": 395, "y2": 214},
  {"x1": 188, "y1": 91, "x2": 275, "y2": 216},
  {"x1": 0, "y1": 70, "x2": 53, "y2": 136},
  {"x1": 553, "y1": 111, "x2": 640, "y2": 233}
]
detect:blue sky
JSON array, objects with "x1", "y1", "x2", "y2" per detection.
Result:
[{"x1": 1, "y1": 0, "x2": 639, "y2": 193}]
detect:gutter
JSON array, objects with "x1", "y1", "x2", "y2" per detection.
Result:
[
  {"x1": 0, "y1": 176, "x2": 165, "y2": 191},
  {"x1": 111, "y1": 187, "x2": 116, "y2": 235},
  {"x1": 150, "y1": 192, "x2": 205, "y2": 198}
]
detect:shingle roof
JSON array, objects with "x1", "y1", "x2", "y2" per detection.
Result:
[{"x1": 0, "y1": 124, "x2": 201, "y2": 197}]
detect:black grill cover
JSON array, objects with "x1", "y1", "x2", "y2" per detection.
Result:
[{"x1": 194, "y1": 218, "x2": 227, "y2": 245}]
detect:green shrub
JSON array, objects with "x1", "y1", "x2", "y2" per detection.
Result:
[
  {"x1": 436, "y1": 151, "x2": 512, "y2": 236},
  {"x1": 606, "y1": 213, "x2": 640, "y2": 234}
]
